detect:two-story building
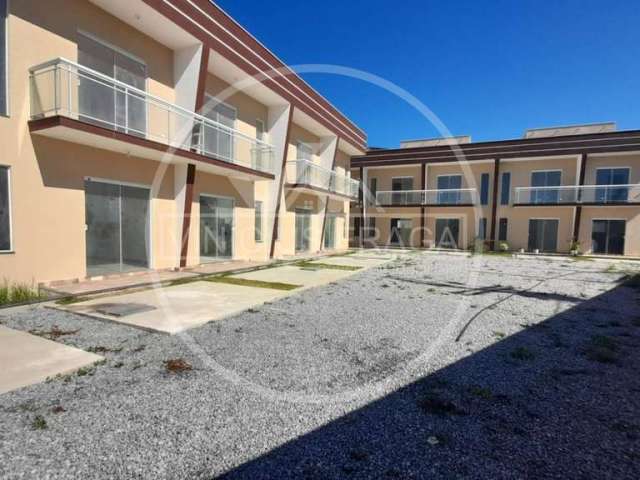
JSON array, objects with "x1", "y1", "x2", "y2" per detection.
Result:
[
  {"x1": 0, "y1": 0, "x2": 365, "y2": 285},
  {"x1": 351, "y1": 123, "x2": 640, "y2": 257}
]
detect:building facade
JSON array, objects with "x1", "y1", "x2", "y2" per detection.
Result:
[
  {"x1": 351, "y1": 124, "x2": 640, "y2": 257},
  {"x1": 0, "y1": 0, "x2": 365, "y2": 285}
]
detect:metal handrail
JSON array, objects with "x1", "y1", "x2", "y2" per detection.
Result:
[{"x1": 287, "y1": 159, "x2": 359, "y2": 197}]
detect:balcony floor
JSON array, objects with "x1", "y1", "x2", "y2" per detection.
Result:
[
  {"x1": 284, "y1": 182, "x2": 355, "y2": 201},
  {"x1": 29, "y1": 116, "x2": 274, "y2": 181}
]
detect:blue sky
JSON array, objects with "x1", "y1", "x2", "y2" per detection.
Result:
[{"x1": 215, "y1": 0, "x2": 640, "y2": 148}]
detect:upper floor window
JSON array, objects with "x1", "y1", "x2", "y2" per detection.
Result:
[
  {"x1": 437, "y1": 175, "x2": 462, "y2": 204},
  {"x1": 531, "y1": 170, "x2": 561, "y2": 204},
  {"x1": 0, "y1": 0, "x2": 7, "y2": 116},
  {"x1": 254, "y1": 201, "x2": 263, "y2": 242},
  {"x1": 595, "y1": 167, "x2": 630, "y2": 202},
  {"x1": 500, "y1": 172, "x2": 511, "y2": 205},
  {"x1": 202, "y1": 95, "x2": 236, "y2": 161},
  {"x1": 297, "y1": 142, "x2": 313, "y2": 161},
  {"x1": 368, "y1": 177, "x2": 377, "y2": 204},
  {"x1": 77, "y1": 32, "x2": 147, "y2": 135},
  {"x1": 392, "y1": 177, "x2": 413, "y2": 191},
  {"x1": 0, "y1": 165, "x2": 11, "y2": 251},
  {"x1": 480, "y1": 173, "x2": 490, "y2": 205}
]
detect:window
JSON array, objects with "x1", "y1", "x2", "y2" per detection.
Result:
[
  {"x1": 369, "y1": 177, "x2": 377, "y2": 204},
  {"x1": 202, "y1": 97, "x2": 236, "y2": 161},
  {"x1": 528, "y1": 219, "x2": 559, "y2": 252},
  {"x1": 254, "y1": 201, "x2": 263, "y2": 242},
  {"x1": 297, "y1": 142, "x2": 313, "y2": 161},
  {"x1": 500, "y1": 172, "x2": 511, "y2": 205},
  {"x1": 498, "y1": 218, "x2": 508, "y2": 242},
  {"x1": 0, "y1": 166, "x2": 10, "y2": 250},
  {"x1": 480, "y1": 173, "x2": 490, "y2": 205},
  {"x1": 0, "y1": 0, "x2": 7, "y2": 116},
  {"x1": 254, "y1": 119, "x2": 266, "y2": 170},
  {"x1": 530, "y1": 170, "x2": 561, "y2": 203},
  {"x1": 354, "y1": 217, "x2": 361, "y2": 237},
  {"x1": 392, "y1": 177, "x2": 414, "y2": 191},
  {"x1": 478, "y1": 218, "x2": 487, "y2": 240},
  {"x1": 595, "y1": 168, "x2": 630, "y2": 202},
  {"x1": 366, "y1": 217, "x2": 376, "y2": 237},
  {"x1": 437, "y1": 175, "x2": 462, "y2": 204}
]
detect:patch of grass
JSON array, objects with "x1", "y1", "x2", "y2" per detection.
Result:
[
  {"x1": 492, "y1": 331, "x2": 506, "y2": 339},
  {"x1": 417, "y1": 394, "x2": 466, "y2": 416},
  {"x1": 55, "y1": 296, "x2": 87, "y2": 305},
  {"x1": 295, "y1": 261, "x2": 361, "y2": 271},
  {"x1": 469, "y1": 386, "x2": 493, "y2": 399},
  {"x1": 164, "y1": 358, "x2": 192, "y2": 373},
  {"x1": 510, "y1": 346, "x2": 535, "y2": 361},
  {"x1": 29, "y1": 325, "x2": 80, "y2": 340},
  {"x1": 571, "y1": 255, "x2": 594, "y2": 262},
  {"x1": 205, "y1": 276, "x2": 301, "y2": 291},
  {"x1": 0, "y1": 281, "x2": 47, "y2": 306},
  {"x1": 32, "y1": 415, "x2": 47, "y2": 430},
  {"x1": 585, "y1": 335, "x2": 619, "y2": 364},
  {"x1": 86, "y1": 345, "x2": 123, "y2": 354}
]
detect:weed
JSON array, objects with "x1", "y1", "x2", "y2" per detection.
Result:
[
  {"x1": 164, "y1": 358, "x2": 192, "y2": 373},
  {"x1": 51, "y1": 406, "x2": 66, "y2": 414},
  {"x1": 492, "y1": 331, "x2": 506, "y2": 339},
  {"x1": 418, "y1": 394, "x2": 466, "y2": 416},
  {"x1": 0, "y1": 281, "x2": 47, "y2": 306},
  {"x1": 349, "y1": 449, "x2": 369, "y2": 462},
  {"x1": 585, "y1": 335, "x2": 619, "y2": 364},
  {"x1": 29, "y1": 325, "x2": 80, "y2": 340},
  {"x1": 469, "y1": 386, "x2": 493, "y2": 399},
  {"x1": 206, "y1": 276, "x2": 301, "y2": 291},
  {"x1": 132, "y1": 345, "x2": 146, "y2": 353},
  {"x1": 76, "y1": 366, "x2": 94, "y2": 377},
  {"x1": 86, "y1": 345, "x2": 123, "y2": 354},
  {"x1": 32, "y1": 415, "x2": 47, "y2": 430},
  {"x1": 55, "y1": 296, "x2": 87, "y2": 305},
  {"x1": 296, "y1": 261, "x2": 360, "y2": 271},
  {"x1": 510, "y1": 347, "x2": 535, "y2": 361},
  {"x1": 113, "y1": 361, "x2": 125, "y2": 368}
]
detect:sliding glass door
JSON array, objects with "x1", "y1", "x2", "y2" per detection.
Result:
[
  {"x1": 527, "y1": 219, "x2": 558, "y2": 252},
  {"x1": 200, "y1": 196, "x2": 234, "y2": 260},
  {"x1": 78, "y1": 33, "x2": 147, "y2": 135},
  {"x1": 85, "y1": 180, "x2": 150, "y2": 276}
]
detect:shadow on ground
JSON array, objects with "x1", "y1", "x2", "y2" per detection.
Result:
[{"x1": 217, "y1": 278, "x2": 640, "y2": 479}]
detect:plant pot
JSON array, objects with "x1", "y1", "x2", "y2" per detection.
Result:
[{"x1": 519, "y1": 248, "x2": 525, "y2": 254}]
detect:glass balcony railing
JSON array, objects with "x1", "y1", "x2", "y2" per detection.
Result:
[
  {"x1": 286, "y1": 159, "x2": 360, "y2": 198},
  {"x1": 29, "y1": 58, "x2": 275, "y2": 174},
  {"x1": 376, "y1": 188, "x2": 477, "y2": 206},
  {"x1": 513, "y1": 184, "x2": 640, "y2": 205}
]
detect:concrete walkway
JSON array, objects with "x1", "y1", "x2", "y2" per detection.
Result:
[{"x1": 0, "y1": 326, "x2": 103, "y2": 394}]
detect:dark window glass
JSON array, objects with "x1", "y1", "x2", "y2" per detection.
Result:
[
  {"x1": 480, "y1": 173, "x2": 490, "y2": 205},
  {"x1": 354, "y1": 217, "x2": 361, "y2": 237},
  {"x1": 531, "y1": 171, "x2": 561, "y2": 203},
  {"x1": 500, "y1": 172, "x2": 511, "y2": 205},
  {"x1": 392, "y1": 177, "x2": 413, "y2": 191},
  {"x1": 0, "y1": 0, "x2": 6, "y2": 115},
  {"x1": 437, "y1": 175, "x2": 462, "y2": 204},
  {"x1": 595, "y1": 168, "x2": 630, "y2": 203},
  {"x1": 0, "y1": 166, "x2": 9, "y2": 250},
  {"x1": 498, "y1": 218, "x2": 508, "y2": 242},
  {"x1": 478, "y1": 218, "x2": 487, "y2": 240}
]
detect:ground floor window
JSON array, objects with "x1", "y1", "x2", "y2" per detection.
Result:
[
  {"x1": 592, "y1": 219, "x2": 625, "y2": 255},
  {"x1": 85, "y1": 179, "x2": 150, "y2": 276},
  {"x1": 295, "y1": 208, "x2": 311, "y2": 253},
  {"x1": 366, "y1": 217, "x2": 376, "y2": 237},
  {"x1": 498, "y1": 218, "x2": 508, "y2": 242},
  {"x1": 0, "y1": 166, "x2": 11, "y2": 251},
  {"x1": 478, "y1": 217, "x2": 487, "y2": 240},
  {"x1": 527, "y1": 219, "x2": 558, "y2": 252},
  {"x1": 200, "y1": 195, "x2": 233, "y2": 260},
  {"x1": 435, "y1": 218, "x2": 460, "y2": 249},
  {"x1": 353, "y1": 217, "x2": 361, "y2": 238},
  {"x1": 390, "y1": 218, "x2": 412, "y2": 246},
  {"x1": 324, "y1": 215, "x2": 336, "y2": 249},
  {"x1": 254, "y1": 201, "x2": 263, "y2": 242}
]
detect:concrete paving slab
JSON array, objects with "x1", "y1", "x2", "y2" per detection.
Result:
[
  {"x1": 233, "y1": 265, "x2": 356, "y2": 288},
  {"x1": 0, "y1": 326, "x2": 103, "y2": 394},
  {"x1": 55, "y1": 281, "x2": 289, "y2": 334}
]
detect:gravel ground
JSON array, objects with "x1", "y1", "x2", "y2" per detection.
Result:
[{"x1": 1, "y1": 252, "x2": 640, "y2": 479}]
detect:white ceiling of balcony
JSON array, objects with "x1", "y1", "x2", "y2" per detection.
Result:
[{"x1": 90, "y1": 0, "x2": 199, "y2": 49}]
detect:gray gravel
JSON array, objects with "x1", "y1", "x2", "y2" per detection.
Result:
[{"x1": 1, "y1": 252, "x2": 640, "y2": 479}]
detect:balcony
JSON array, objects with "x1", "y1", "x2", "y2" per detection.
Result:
[
  {"x1": 376, "y1": 188, "x2": 478, "y2": 206},
  {"x1": 28, "y1": 58, "x2": 275, "y2": 180},
  {"x1": 513, "y1": 184, "x2": 640, "y2": 206},
  {"x1": 285, "y1": 159, "x2": 360, "y2": 200}
]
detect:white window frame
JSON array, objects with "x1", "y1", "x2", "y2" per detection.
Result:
[
  {"x1": 530, "y1": 169, "x2": 562, "y2": 186},
  {"x1": 199, "y1": 193, "x2": 235, "y2": 260},
  {"x1": 203, "y1": 93, "x2": 238, "y2": 160},
  {"x1": 436, "y1": 174, "x2": 463, "y2": 189},
  {"x1": 255, "y1": 118, "x2": 266, "y2": 142},
  {"x1": 391, "y1": 176, "x2": 414, "y2": 191},
  {"x1": 296, "y1": 141, "x2": 313, "y2": 161},
  {"x1": 527, "y1": 217, "x2": 561, "y2": 252},
  {"x1": 0, "y1": 164, "x2": 13, "y2": 253},
  {"x1": 83, "y1": 176, "x2": 154, "y2": 269},
  {"x1": 594, "y1": 167, "x2": 631, "y2": 185}
]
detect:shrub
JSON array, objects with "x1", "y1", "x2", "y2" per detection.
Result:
[
  {"x1": 499, "y1": 242, "x2": 509, "y2": 252},
  {"x1": 0, "y1": 280, "x2": 46, "y2": 306}
]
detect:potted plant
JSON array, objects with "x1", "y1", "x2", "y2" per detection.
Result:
[{"x1": 569, "y1": 240, "x2": 581, "y2": 256}]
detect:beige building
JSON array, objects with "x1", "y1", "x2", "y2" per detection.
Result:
[
  {"x1": 0, "y1": 0, "x2": 364, "y2": 285},
  {"x1": 351, "y1": 124, "x2": 640, "y2": 257}
]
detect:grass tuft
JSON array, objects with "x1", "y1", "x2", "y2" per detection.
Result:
[
  {"x1": 29, "y1": 325, "x2": 80, "y2": 340},
  {"x1": 585, "y1": 335, "x2": 619, "y2": 364},
  {"x1": 418, "y1": 394, "x2": 466, "y2": 416},
  {"x1": 206, "y1": 276, "x2": 301, "y2": 291},
  {"x1": 510, "y1": 346, "x2": 535, "y2": 361},
  {"x1": 0, "y1": 281, "x2": 47, "y2": 306},
  {"x1": 295, "y1": 261, "x2": 361, "y2": 271},
  {"x1": 32, "y1": 415, "x2": 48, "y2": 430}
]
